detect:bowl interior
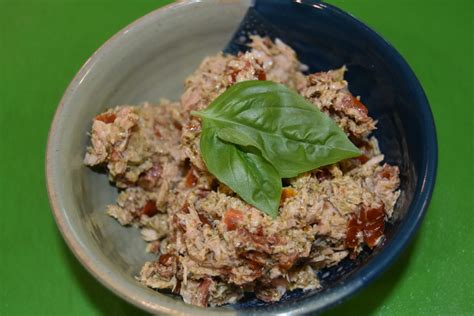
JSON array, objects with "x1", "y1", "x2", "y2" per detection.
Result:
[{"x1": 47, "y1": 0, "x2": 436, "y2": 314}]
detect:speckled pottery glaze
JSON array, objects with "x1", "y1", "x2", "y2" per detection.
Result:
[{"x1": 46, "y1": 0, "x2": 437, "y2": 315}]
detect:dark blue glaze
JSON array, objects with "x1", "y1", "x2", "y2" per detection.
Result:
[{"x1": 224, "y1": 0, "x2": 437, "y2": 314}]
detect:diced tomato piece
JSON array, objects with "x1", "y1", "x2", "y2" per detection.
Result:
[
  {"x1": 351, "y1": 95, "x2": 369, "y2": 115},
  {"x1": 229, "y1": 69, "x2": 239, "y2": 83},
  {"x1": 356, "y1": 155, "x2": 369, "y2": 164},
  {"x1": 280, "y1": 188, "x2": 297, "y2": 205},
  {"x1": 95, "y1": 112, "x2": 116, "y2": 124},
  {"x1": 379, "y1": 167, "x2": 395, "y2": 179},
  {"x1": 172, "y1": 121, "x2": 182, "y2": 130},
  {"x1": 141, "y1": 200, "x2": 158, "y2": 217},
  {"x1": 345, "y1": 205, "x2": 385, "y2": 249},
  {"x1": 345, "y1": 214, "x2": 361, "y2": 249},
  {"x1": 256, "y1": 68, "x2": 267, "y2": 81},
  {"x1": 158, "y1": 253, "x2": 175, "y2": 266},
  {"x1": 223, "y1": 208, "x2": 244, "y2": 231},
  {"x1": 184, "y1": 168, "x2": 198, "y2": 188},
  {"x1": 362, "y1": 206, "x2": 385, "y2": 248},
  {"x1": 155, "y1": 254, "x2": 176, "y2": 279}
]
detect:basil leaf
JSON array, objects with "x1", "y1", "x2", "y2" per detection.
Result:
[
  {"x1": 200, "y1": 122, "x2": 282, "y2": 218},
  {"x1": 193, "y1": 80, "x2": 361, "y2": 178}
]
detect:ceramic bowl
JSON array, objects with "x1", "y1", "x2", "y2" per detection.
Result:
[{"x1": 46, "y1": 0, "x2": 437, "y2": 314}]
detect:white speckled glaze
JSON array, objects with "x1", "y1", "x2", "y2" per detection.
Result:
[{"x1": 46, "y1": 1, "x2": 252, "y2": 315}]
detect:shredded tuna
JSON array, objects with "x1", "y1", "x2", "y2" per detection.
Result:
[
  {"x1": 85, "y1": 36, "x2": 400, "y2": 307},
  {"x1": 298, "y1": 67, "x2": 377, "y2": 137}
]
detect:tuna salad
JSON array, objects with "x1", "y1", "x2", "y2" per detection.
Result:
[{"x1": 84, "y1": 36, "x2": 400, "y2": 307}]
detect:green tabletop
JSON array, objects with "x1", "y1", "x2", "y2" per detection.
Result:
[{"x1": 1, "y1": 0, "x2": 473, "y2": 315}]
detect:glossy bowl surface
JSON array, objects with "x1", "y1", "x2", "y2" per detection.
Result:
[{"x1": 46, "y1": 0, "x2": 437, "y2": 314}]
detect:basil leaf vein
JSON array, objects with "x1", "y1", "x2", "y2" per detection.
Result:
[
  {"x1": 193, "y1": 80, "x2": 361, "y2": 179},
  {"x1": 200, "y1": 122, "x2": 281, "y2": 218}
]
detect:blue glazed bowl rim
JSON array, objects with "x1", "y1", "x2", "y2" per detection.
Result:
[
  {"x1": 45, "y1": 0, "x2": 438, "y2": 315},
  {"x1": 286, "y1": 1, "x2": 438, "y2": 314}
]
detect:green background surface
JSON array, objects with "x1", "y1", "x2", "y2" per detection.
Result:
[{"x1": 1, "y1": 0, "x2": 473, "y2": 315}]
